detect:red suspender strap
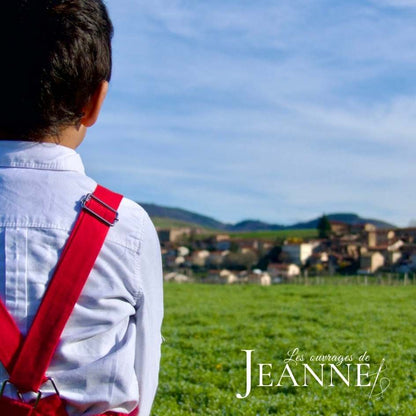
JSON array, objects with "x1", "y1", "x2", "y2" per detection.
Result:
[
  {"x1": 0, "y1": 185, "x2": 122, "y2": 393},
  {"x1": 0, "y1": 303, "x2": 23, "y2": 373},
  {"x1": 105, "y1": 410, "x2": 138, "y2": 416}
]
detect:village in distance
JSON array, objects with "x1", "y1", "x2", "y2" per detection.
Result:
[{"x1": 148, "y1": 204, "x2": 416, "y2": 286}]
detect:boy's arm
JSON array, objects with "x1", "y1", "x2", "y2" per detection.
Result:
[{"x1": 134, "y1": 213, "x2": 164, "y2": 416}]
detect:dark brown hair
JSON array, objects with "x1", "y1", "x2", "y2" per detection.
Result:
[{"x1": 0, "y1": 0, "x2": 113, "y2": 140}]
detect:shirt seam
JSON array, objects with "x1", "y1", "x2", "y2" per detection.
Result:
[
  {"x1": 0, "y1": 224, "x2": 139, "y2": 253},
  {"x1": 0, "y1": 223, "x2": 71, "y2": 230},
  {"x1": 0, "y1": 163, "x2": 83, "y2": 172},
  {"x1": 133, "y1": 214, "x2": 146, "y2": 304}
]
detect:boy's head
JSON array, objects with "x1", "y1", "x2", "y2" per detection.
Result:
[{"x1": 0, "y1": 0, "x2": 113, "y2": 142}]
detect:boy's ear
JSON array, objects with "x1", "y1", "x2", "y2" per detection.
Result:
[{"x1": 80, "y1": 81, "x2": 109, "y2": 127}]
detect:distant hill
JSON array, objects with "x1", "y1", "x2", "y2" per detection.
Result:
[
  {"x1": 139, "y1": 203, "x2": 227, "y2": 230},
  {"x1": 287, "y1": 213, "x2": 395, "y2": 230},
  {"x1": 231, "y1": 220, "x2": 285, "y2": 232},
  {"x1": 139, "y1": 203, "x2": 396, "y2": 231},
  {"x1": 151, "y1": 217, "x2": 204, "y2": 229}
]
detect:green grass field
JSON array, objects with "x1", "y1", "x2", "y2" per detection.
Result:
[{"x1": 152, "y1": 284, "x2": 416, "y2": 416}]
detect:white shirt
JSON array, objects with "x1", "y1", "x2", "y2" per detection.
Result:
[{"x1": 0, "y1": 141, "x2": 163, "y2": 416}]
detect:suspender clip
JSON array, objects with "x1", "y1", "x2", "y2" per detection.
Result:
[
  {"x1": 81, "y1": 193, "x2": 119, "y2": 226},
  {"x1": 0, "y1": 377, "x2": 60, "y2": 409}
]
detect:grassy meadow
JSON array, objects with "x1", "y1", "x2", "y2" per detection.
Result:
[{"x1": 152, "y1": 284, "x2": 416, "y2": 416}]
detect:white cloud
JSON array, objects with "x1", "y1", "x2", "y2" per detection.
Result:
[
  {"x1": 89, "y1": 0, "x2": 416, "y2": 226},
  {"x1": 88, "y1": 90, "x2": 416, "y2": 226},
  {"x1": 370, "y1": 0, "x2": 416, "y2": 7}
]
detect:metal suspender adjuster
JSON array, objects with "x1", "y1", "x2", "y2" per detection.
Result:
[
  {"x1": 81, "y1": 193, "x2": 119, "y2": 226},
  {"x1": 0, "y1": 377, "x2": 60, "y2": 409}
]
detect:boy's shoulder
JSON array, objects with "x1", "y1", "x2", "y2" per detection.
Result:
[{"x1": 106, "y1": 193, "x2": 159, "y2": 254}]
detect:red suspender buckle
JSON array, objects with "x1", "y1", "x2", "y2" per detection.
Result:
[{"x1": 82, "y1": 192, "x2": 119, "y2": 226}]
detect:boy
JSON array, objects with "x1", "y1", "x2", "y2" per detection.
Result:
[{"x1": 0, "y1": 1, "x2": 163, "y2": 415}]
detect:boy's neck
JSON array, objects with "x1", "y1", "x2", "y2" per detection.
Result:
[
  {"x1": 42, "y1": 125, "x2": 87, "y2": 149},
  {"x1": 0, "y1": 125, "x2": 86, "y2": 150}
]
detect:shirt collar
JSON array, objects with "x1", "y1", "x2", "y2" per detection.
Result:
[{"x1": 0, "y1": 140, "x2": 85, "y2": 174}]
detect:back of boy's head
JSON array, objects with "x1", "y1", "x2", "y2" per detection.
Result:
[{"x1": 0, "y1": 0, "x2": 113, "y2": 141}]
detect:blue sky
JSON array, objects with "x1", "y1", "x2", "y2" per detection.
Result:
[{"x1": 79, "y1": 0, "x2": 416, "y2": 226}]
